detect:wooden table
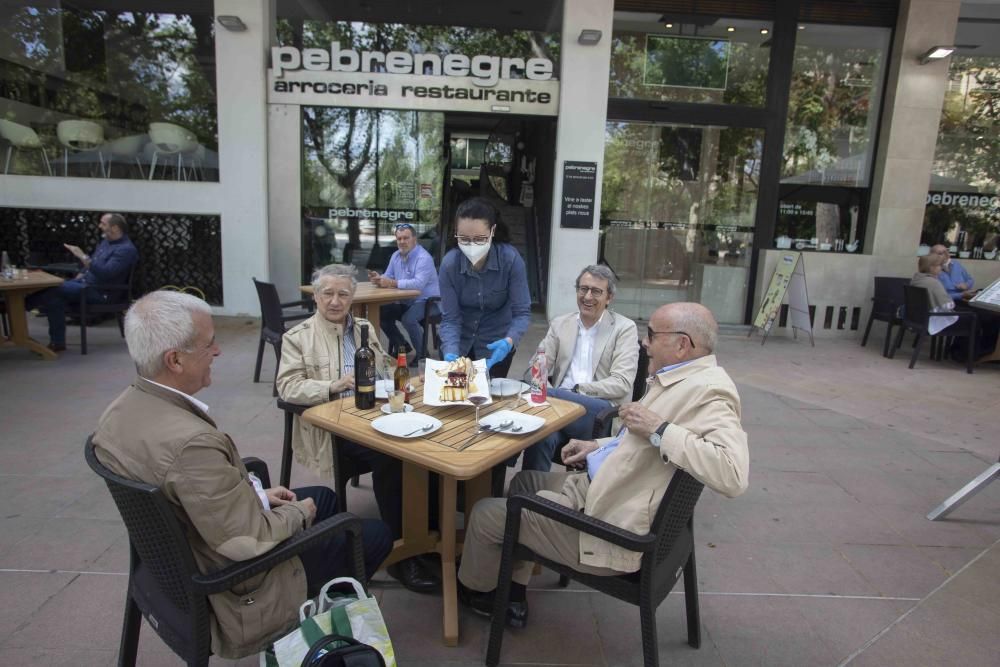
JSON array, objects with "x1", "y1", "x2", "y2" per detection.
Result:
[
  {"x1": 963, "y1": 298, "x2": 1000, "y2": 363},
  {"x1": 301, "y1": 282, "x2": 421, "y2": 333},
  {"x1": 0, "y1": 271, "x2": 64, "y2": 360},
  {"x1": 304, "y1": 386, "x2": 585, "y2": 646}
]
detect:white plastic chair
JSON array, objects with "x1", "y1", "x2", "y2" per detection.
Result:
[
  {"x1": 148, "y1": 122, "x2": 198, "y2": 180},
  {"x1": 0, "y1": 119, "x2": 52, "y2": 175},
  {"x1": 105, "y1": 134, "x2": 147, "y2": 179},
  {"x1": 57, "y1": 119, "x2": 105, "y2": 177}
]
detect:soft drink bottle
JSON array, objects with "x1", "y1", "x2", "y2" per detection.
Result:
[{"x1": 530, "y1": 343, "x2": 547, "y2": 404}]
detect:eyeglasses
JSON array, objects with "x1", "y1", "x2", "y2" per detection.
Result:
[
  {"x1": 455, "y1": 234, "x2": 491, "y2": 245},
  {"x1": 576, "y1": 286, "x2": 605, "y2": 298},
  {"x1": 646, "y1": 327, "x2": 696, "y2": 348}
]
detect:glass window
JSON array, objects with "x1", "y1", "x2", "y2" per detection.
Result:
[
  {"x1": 0, "y1": 2, "x2": 218, "y2": 180},
  {"x1": 610, "y1": 13, "x2": 772, "y2": 106}
]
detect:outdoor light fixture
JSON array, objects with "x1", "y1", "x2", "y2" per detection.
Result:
[
  {"x1": 578, "y1": 29, "x2": 602, "y2": 45},
  {"x1": 217, "y1": 15, "x2": 247, "y2": 32},
  {"x1": 726, "y1": 26, "x2": 735, "y2": 32},
  {"x1": 664, "y1": 23, "x2": 674, "y2": 28},
  {"x1": 918, "y1": 46, "x2": 956, "y2": 64},
  {"x1": 760, "y1": 28, "x2": 769, "y2": 35}
]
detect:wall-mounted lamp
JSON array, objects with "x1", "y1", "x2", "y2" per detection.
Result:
[
  {"x1": 578, "y1": 29, "x2": 603, "y2": 45},
  {"x1": 217, "y1": 15, "x2": 247, "y2": 32},
  {"x1": 918, "y1": 45, "x2": 955, "y2": 65}
]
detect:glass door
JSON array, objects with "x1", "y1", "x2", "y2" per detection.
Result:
[{"x1": 600, "y1": 120, "x2": 763, "y2": 324}]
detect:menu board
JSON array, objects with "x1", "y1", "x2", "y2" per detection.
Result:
[
  {"x1": 560, "y1": 161, "x2": 597, "y2": 229},
  {"x1": 970, "y1": 276, "x2": 1000, "y2": 313}
]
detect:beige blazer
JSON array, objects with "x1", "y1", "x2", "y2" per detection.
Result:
[
  {"x1": 276, "y1": 314, "x2": 388, "y2": 478},
  {"x1": 541, "y1": 310, "x2": 639, "y2": 405},
  {"x1": 93, "y1": 378, "x2": 312, "y2": 659},
  {"x1": 544, "y1": 355, "x2": 749, "y2": 573}
]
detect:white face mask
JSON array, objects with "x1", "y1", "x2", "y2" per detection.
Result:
[{"x1": 460, "y1": 239, "x2": 491, "y2": 264}]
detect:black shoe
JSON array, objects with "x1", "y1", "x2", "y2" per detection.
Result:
[
  {"x1": 387, "y1": 557, "x2": 441, "y2": 594},
  {"x1": 458, "y1": 583, "x2": 529, "y2": 629},
  {"x1": 47, "y1": 342, "x2": 66, "y2": 352}
]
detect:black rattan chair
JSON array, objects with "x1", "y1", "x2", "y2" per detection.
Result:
[
  {"x1": 420, "y1": 295, "x2": 442, "y2": 360},
  {"x1": 276, "y1": 398, "x2": 370, "y2": 508},
  {"x1": 252, "y1": 278, "x2": 312, "y2": 393},
  {"x1": 78, "y1": 263, "x2": 137, "y2": 355},
  {"x1": 486, "y1": 463, "x2": 705, "y2": 667},
  {"x1": 860, "y1": 276, "x2": 908, "y2": 357},
  {"x1": 84, "y1": 436, "x2": 366, "y2": 667},
  {"x1": 890, "y1": 284, "x2": 978, "y2": 373}
]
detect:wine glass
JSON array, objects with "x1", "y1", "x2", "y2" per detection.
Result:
[{"x1": 467, "y1": 360, "x2": 491, "y2": 429}]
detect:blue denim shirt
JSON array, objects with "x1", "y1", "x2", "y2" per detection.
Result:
[
  {"x1": 438, "y1": 242, "x2": 531, "y2": 359},
  {"x1": 938, "y1": 259, "x2": 974, "y2": 299},
  {"x1": 383, "y1": 244, "x2": 440, "y2": 302}
]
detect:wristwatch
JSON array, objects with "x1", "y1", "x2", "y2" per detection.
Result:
[{"x1": 648, "y1": 421, "x2": 670, "y2": 447}]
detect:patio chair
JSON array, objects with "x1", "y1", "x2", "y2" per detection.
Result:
[
  {"x1": 252, "y1": 278, "x2": 313, "y2": 393},
  {"x1": 420, "y1": 295, "x2": 442, "y2": 360},
  {"x1": 105, "y1": 134, "x2": 148, "y2": 179},
  {"x1": 84, "y1": 436, "x2": 366, "y2": 667},
  {"x1": 78, "y1": 263, "x2": 137, "y2": 355},
  {"x1": 148, "y1": 122, "x2": 198, "y2": 180},
  {"x1": 486, "y1": 453, "x2": 705, "y2": 667},
  {"x1": 860, "y1": 276, "x2": 908, "y2": 357},
  {"x1": 889, "y1": 284, "x2": 978, "y2": 373},
  {"x1": 276, "y1": 399, "x2": 370, "y2": 509},
  {"x1": 57, "y1": 119, "x2": 106, "y2": 177},
  {"x1": 0, "y1": 119, "x2": 52, "y2": 175}
]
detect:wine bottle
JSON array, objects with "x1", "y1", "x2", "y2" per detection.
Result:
[
  {"x1": 354, "y1": 324, "x2": 376, "y2": 410},
  {"x1": 394, "y1": 351, "x2": 410, "y2": 402}
]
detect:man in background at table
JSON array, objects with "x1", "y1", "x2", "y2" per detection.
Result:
[
  {"x1": 931, "y1": 244, "x2": 975, "y2": 301},
  {"x1": 26, "y1": 212, "x2": 138, "y2": 352},
  {"x1": 458, "y1": 302, "x2": 749, "y2": 628},
  {"x1": 517, "y1": 264, "x2": 639, "y2": 472},
  {"x1": 368, "y1": 222, "x2": 440, "y2": 365},
  {"x1": 93, "y1": 290, "x2": 392, "y2": 659}
]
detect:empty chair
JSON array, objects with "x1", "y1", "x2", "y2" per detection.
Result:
[
  {"x1": 860, "y1": 276, "x2": 908, "y2": 357},
  {"x1": 105, "y1": 134, "x2": 147, "y2": 179},
  {"x1": 890, "y1": 284, "x2": 978, "y2": 373},
  {"x1": 148, "y1": 122, "x2": 198, "y2": 180},
  {"x1": 0, "y1": 119, "x2": 52, "y2": 175},
  {"x1": 252, "y1": 278, "x2": 313, "y2": 392},
  {"x1": 57, "y1": 119, "x2": 105, "y2": 177}
]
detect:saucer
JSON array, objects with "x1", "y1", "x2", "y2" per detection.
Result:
[{"x1": 380, "y1": 403, "x2": 414, "y2": 415}]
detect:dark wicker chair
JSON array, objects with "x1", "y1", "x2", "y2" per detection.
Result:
[
  {"x1": 486, "y1": 461, "x2": 705, "y2": 667},
  {"x1": 860, "y1": 276, "x2": 908, "y2": 357},
  {"x1": 84, "y1": 436, "x2": 366, "y2": 667},
  {"x1": 276, "y1": 398, "x2": 370, "y2": 508},
  {"x1": 252, "y1": 278, "x2": 312, "y2": 394},
  {"x1": 420, "y1": 295, "x2": 442, "y2": 360},
  {"x1": 890, "y1": 284, "x2": 978, "y2": 373},
  {"x1": 78, "y1": 263, "x2": 137, "y2": 355}
]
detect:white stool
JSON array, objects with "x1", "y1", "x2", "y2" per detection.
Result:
[
  {"x1": 148, "y1": 122, "x2": 198, "y2": 180},
  {"x1": 57, "y1": 119, "x2": 105, "y2": 177},
  {"x1": 0, "y1": 119, "x2": 52, "y2": 175}
]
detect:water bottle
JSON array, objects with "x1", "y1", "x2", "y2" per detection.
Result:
[
  {"x1": 1, "y1": 250, "x2": 11, "y2": 280},
  {"x1": 529, "y1": 343, "x2": 547, "y2": 404}
]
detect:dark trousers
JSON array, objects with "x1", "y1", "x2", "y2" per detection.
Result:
[
  {"x1": 25, "y1": 279, "x2": 106, "y2": 345},
  {"x1": 380, "y1": 300, "x2": 438, "y2": 358},
  {"x1": 294, "y1": 486, "x2": 393, "y2": 595},
  {"x1": 337, "y1": 439, "x2": 404, "y2": 539}
]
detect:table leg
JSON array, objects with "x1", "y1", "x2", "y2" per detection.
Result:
[
  {"x1": 354, "y1": 304, "x2": 381, "y2": 335},
  {"x1": 382, "y1": 462, "x2": 437, "y2": 567},
  {"x1": 439, "y1": 475, "x2": 459, "y2": 646},
  {"x1": 2, "y1": 290, "x2": 56, "y2": 360}
]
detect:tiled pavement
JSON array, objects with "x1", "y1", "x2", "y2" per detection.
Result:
[{"x1": 1, "y1": 313, "x2": 997, "y2": 666}]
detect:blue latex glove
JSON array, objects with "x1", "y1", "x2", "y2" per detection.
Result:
[
  {"x1": 443, "y1": 353, "x2": 459, "y2": 362},
  {"x1": 485, "y1": 338, "x2": 513, "y2": 369}
]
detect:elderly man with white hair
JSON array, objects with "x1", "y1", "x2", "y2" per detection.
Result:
[{"x1": 92, "y1": 290, "x2": 392, "y2": 659}]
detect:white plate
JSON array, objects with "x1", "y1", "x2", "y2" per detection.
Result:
[
  {"x1": 371, "y1": 413, "x2": 442, "y2": 438},
  {"x1": 380, "y1": 403, "x2": 414, "y2": 415},
  {"x1": 422, "y1": 358, "x2": 492, "y2": 406},
  {"x1": 478, "y1": 409, "x2": 545, "y2": 435},
  {"x1": 374, "y1": 379, "x2": 394, "y2": 399},
  {"x1": 490, "y1": 378, "x2": 530, "y2": 397}
]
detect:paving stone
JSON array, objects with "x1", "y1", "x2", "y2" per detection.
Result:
[{"x1": 0, "y1": 517, "x2": 126, "y2": 571}]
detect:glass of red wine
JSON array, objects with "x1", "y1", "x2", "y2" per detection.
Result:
[{"x1": 467, "y1": 361, "x2": 491, "y2": 429}]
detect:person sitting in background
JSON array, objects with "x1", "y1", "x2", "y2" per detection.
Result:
[
  {"x1": 930, "y1": 244, "x2": 975, "y2": 301},
  {"x1": 367, "y1": 222, "x2": 440, "y2": 364},
  {"x1": 517, "y1": 264, "x2": 638, "y2": 472},
  {"x1": 911, "y1": 254, "x2": 959, "y2": 334},
  {"x1": 27, "y1": 212, "x2": 138, "y2": 352},
  {"x1": 277, "y1": 263, "x2": 440, "y2": 593},
  {"x1": 93, "y1": 290, "x2": 392, "y2": 659}
]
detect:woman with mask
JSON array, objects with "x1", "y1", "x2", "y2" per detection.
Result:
[{"x1": 437, "y1": 197, "x2": 531, "y2": 377}]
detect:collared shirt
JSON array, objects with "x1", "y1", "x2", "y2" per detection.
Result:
[
  {"x1": 82, "y1": 235, "x2": 139, "y2": 287},
  {"x1": 339, "y1": 315, "x2": 358, "y2": 398},
  {"x1": 383, "y1": 244, "x2": 440, "y2": 301},
  {"x1": 938, "y1": 260, "x2": 975, "y2": 299},
  {"x1": 586, "y1": 359, "x2": 692, "y2": 480},
  {"x1": 145, "y1": 378, "x2": 210, "y2": 415},
  {"x1": 560, "y1": 311, "x2": 605, "y2": 389},
  {"x1": 438, "y1": 243, "x2": 532, "y2": 360}
]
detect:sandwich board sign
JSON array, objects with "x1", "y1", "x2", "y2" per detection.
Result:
[{"x1": 749, "y1": 252, "x2": 814, "y2": 345}]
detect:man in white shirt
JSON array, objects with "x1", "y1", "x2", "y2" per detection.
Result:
[{"x1": 519, "y1": 265, "x2": 639, "y2": 471}]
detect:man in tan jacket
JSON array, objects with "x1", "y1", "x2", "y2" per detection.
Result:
[
  {"x1": 93, "y1": 290, "x2": 392, "y2": 659},
  {"x1": 458, "y1": 302, "x2": 749, "y2": 628}
]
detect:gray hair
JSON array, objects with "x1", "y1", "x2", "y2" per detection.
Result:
[
  {"x1": 124, "y1": 290, "x2": 212, "y2": 378},
  {"x1": 311, "y1": 263, "x2": 358, "y2": 291},
  {"x1": 667, "y1": 303, "x2": 719, "y2": 354},
  {"x1": 575, "y1": 264, "x2": 617, "y2": 297}
]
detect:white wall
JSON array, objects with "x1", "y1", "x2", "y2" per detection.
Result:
[{"x1": 266, "y1": 104, "x2": 303, "y2": 300}]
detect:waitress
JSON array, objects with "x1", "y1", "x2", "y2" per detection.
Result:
[{"x1": 438, "y1": 197, "x2": 531, "y2": 377}]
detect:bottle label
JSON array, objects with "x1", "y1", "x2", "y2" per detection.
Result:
[{"x1": 357, "y1": 385, "x2": 374, "y2": 393}]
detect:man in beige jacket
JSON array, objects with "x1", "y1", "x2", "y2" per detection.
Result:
[
  {"x1": 458, "y1": 302, "x2": 749, "y2": 628},
  {"x1": 93, "y1": 290, "x2": 391, "y2": 659}
]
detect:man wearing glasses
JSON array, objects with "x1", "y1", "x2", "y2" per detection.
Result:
[
  {"x1": 517, "y1": 265, "x2": 639, "y2": 471},
  {"x1": 368, "y1": 223, "x2": 440, "y2": 363}
]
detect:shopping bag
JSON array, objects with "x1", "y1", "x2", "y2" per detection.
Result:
[{"x1": 299, "y1": 633, "x2": 386, "y2": 666}]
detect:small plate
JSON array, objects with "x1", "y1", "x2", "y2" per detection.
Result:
[
  {"x1": 490, "y1": 378, "x2": 530, "y2": 397},
  {"x1": 374, "y1": 379, "x2": 394, "y2": 399},
  {"x1": 371, "y1": 413, "x2": 442, "y2": 438},
  {"x1": 479, "y1": 409, "x2": 545, "y2": 435},
  {"x1": 380, "y1": 403, "x2": 414, "y2": 415}
]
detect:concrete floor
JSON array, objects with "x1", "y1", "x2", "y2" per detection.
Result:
[{"x1": 0, "y1": 312, "x2": 998, "y2": 666}]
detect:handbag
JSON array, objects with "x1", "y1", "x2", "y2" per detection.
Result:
[
  {"x1": 300, "y1": 634, "x2": 386, "y2": 667},
  {"x1": 262, "y1": 577, "x2": 396, "y2": 667}
]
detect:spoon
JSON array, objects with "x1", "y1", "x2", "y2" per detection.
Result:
[{"x1": 401, "y1": 423, "x2": 435, "y2": 437}]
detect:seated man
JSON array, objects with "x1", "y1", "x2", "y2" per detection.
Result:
[
  {"x1": 277, "y1": 263, "x2": 440, "y2": 593},
  {"x1": 519, "y1": 264, "x2": 638, "y2": 472},
  {"x1": 368, "y1": 222, "x2": 440, "y2": 363},
  {"x1": 27, "y1": 212, "x2": 138, "y2": 352},
  {"x1": 931, "y1": 244, "x2": 975, "y2": 301},
  {"x1": 458, "y1": 302, "x2": 749, "y2": 627},
  {"x1": 92, "y1": 290, "x2": 392, "y2": 659}
]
